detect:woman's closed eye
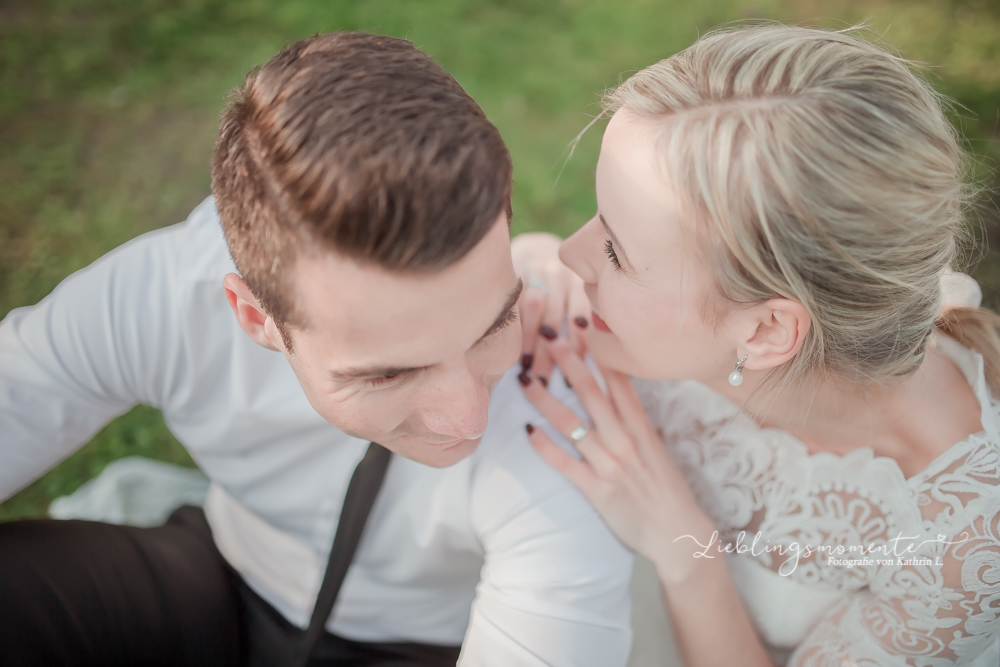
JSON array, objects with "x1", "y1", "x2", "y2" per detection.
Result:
[
  {"x1": 485, "y1": 307, "x2": 519, "y2": 338},
  {"x1": 604, "y1": 239, "x2": 623, "y2": 271}
]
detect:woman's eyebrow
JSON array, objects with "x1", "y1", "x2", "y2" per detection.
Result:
[{"x1": 599, "y1": 213, "x2": 633, "y2": 271}]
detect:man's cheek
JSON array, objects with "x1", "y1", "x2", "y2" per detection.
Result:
[{"x1": 321, "y1": 396, "x2": 408, "y2": 440}]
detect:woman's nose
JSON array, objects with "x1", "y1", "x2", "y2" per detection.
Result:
[{"x1": 559, "y1": 216, "x2": 602, "y2": 286}]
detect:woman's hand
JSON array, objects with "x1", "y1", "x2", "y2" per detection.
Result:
[
  {"x1": 521, "y1": 331, "x2": 776, "y2": 667},
  {"x1": 519, "y1": 331, "x2": 715, "y2": 584},
  {"x1": 511, "y1": 232, "x2": 590, "y2": 383}
]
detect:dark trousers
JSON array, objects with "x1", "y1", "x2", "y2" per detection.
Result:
[{"x1": 0, "y1": 506, "x2": 461, "y2": 667}]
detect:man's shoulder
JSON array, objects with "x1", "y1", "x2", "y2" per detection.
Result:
[
  {"x1": 473, "y1": 366, "x2": 552, "y2": 466},
  {"x1": 79, "y1": 195, "x2": 233, "y2": 292},
  {"x1": 476, "y1": 364, "x2": 583, "y2": 463},
  {"x1": 468, "y1": 366, "x2": 593, "y2": 527},
  {"x1": 162, "y1": 195, "x2": 235, "y2": 278},
  {"x1": 111, "y1": 196, "x2": 238, "y2": 326}
]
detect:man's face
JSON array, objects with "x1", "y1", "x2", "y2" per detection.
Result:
[{"x1": 270, "y1": 214, "x2": 522, "y2": 467}]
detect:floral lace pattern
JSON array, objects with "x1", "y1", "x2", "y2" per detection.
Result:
[{"x1": 634, "y1": 337, "x2": 1000, "y2": 666}]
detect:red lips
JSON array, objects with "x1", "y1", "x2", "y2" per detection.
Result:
[{"x1": 592, "y1": 311, "x2": 612, "y2": 333}]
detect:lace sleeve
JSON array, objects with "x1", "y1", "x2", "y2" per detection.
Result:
[{"x1": 788, "y1": 438, "x2": 1000, "y2": 667}]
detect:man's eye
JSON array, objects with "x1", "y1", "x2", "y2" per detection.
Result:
[
  {"x1": 604, "y1": 239, "x2": 622, "y2": 270},
  {"x1": 364, "y1": 370, "x2": 403, "y2": 388}
]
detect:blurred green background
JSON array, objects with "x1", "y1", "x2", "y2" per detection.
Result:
[{"x1": 2, "y1": 0, "x2": 998, "y2": 519}]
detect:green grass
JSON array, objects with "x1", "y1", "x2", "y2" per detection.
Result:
[{"x1": 2, "y1": 0, "x2": 998, "y2": 519}]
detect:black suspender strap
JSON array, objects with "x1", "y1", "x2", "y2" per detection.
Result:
[{"x1": 295, "y1": 442, "x2": 392, "y2": 667}]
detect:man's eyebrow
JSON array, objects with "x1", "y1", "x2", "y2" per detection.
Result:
[
  {"x1": 599, "y1": 213, "x2": 633, "y2": 271},
  {"x1": 329, "y1": 279, "x2": 524, "y2": 382},
  {"x1": 482, "y1": 278, "x2": 523, "y2": 339}
]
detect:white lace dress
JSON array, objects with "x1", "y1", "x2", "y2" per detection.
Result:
[{"x1": 633, "y1": 335, "x2": 1000, "y2": 666}]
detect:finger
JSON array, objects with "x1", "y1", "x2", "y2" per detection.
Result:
[
  {"x1": 532, "y1": 346, "x2": 555, "y2": 389},
  {"x1": 543, "y1": 335, "x2": 631, "y2": 449},
  {"x1": 566, "y1": 277, "x2": 590, "y2": 359},
  {"x1": 541, "y1": 275, "x2": 567, "y2": 343},
  {"x1": 520, "y1": 371, "x2": 620, "y2": 475},
  {"x1": 532, "y1": 344, "x2": 555, "y2": 387},
  {"x1": 532, "y1": 275, "x2": 567, "y2": 383},
  {"x1": 526, "y1": 424, "x2": 600, "y2": 496},
  {"x1": 517, "y1": 287, "x2": 546, "y2": 370}
]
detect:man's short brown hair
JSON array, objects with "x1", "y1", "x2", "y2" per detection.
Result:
[{"x1": 211, "y1": 32, "x2": 513, "y2": 347}]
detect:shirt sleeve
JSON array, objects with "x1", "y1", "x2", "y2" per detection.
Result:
[
  {"x1": 0, "y1": 222, "x2": 187, "y2": 501},
  {"x1": 460, "y1": 376, "x2": 635, "y2": 666},
  {"x1": 788, "y1": 440, "x2": 1000, "y2": 666}
]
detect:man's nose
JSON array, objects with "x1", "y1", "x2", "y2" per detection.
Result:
[{"x1": 420, "y1": 365, "x2": 491, "y2": 440}]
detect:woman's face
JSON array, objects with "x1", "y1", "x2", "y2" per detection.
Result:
[{"x1": 559, "y1": 109, "x2": 737, "y2": 382}]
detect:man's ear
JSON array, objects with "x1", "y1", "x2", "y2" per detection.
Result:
[
  {"x1": 223, "y1": 273, "x2": 286, "y2": 352},
  {"x1": 737, "y1": 298, "x2": 811, "y2": 371}
]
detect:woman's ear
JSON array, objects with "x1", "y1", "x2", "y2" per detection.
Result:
[
  {"x1": 223, "y1": 273, "x2": 286, "y2": 352},
  {"x1": 738, "y1": 298, "x2": 811, "y2": 371}
]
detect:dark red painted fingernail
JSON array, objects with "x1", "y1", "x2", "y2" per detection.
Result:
[
  {"x1": 539, "y1": 325, "x2": 557, "y2": 341},
  {"x1": 518, "y1": 370, "x2": 532, "y2": 386},
  {"x1": 574, "y1": 316, "x2": 588, "y2": 329},
  {"x1": 539, "y1": 376, "x2": 548, "y2": 388},
  {"x1": 526, "y1": 424, "x2": 535, "y2": 435},
  {"x1": 521, "y1": 352, "x2": 534, "y2": 371}
]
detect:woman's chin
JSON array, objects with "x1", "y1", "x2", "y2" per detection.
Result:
[{"x1": 586, "y1": 335, "x2": 650, "y2": 378}]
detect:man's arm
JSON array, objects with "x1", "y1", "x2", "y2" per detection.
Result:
[
  {"x1": 0, "y1": 211, "x2": 198, "y2": 501},
  {"x1": 461, "y1": 375, "x2": 634, "y2": 666}
]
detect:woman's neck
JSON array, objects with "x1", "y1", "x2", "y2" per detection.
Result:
[{"x1": 700, "y1": 345, "x2": 984, "y2": 474}]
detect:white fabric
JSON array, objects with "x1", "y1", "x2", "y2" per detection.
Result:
[
  {"x1": 0, "y1": 196, "x2": 633, "y2": 665},
  {"x1": 941, "y1": 269, "x2": 983, "y2": 312},
  {"x1": 48, "y1": 455, "x2": 209, "y2": 527},
  {"x1": 634, "y1": 334, "x2": 1000, "y2": 666},
  {"x1": 625, "y1": 555, "x2": 683, "y2": 667}
]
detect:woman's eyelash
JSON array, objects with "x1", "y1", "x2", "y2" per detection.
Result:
[
  {"x1": 604, "y1": 239, "x2": 622, "y2": 270},
  {"x1": 489, "y1": 308, "x2": 519, "y2": 336}
]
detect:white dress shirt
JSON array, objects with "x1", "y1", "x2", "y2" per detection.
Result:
[{"x1": 0, "y1": 197, "x2": 633, "y2": 666}]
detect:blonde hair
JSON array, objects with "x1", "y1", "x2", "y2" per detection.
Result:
[{"x1": 604, "y1": 23, "x2": 1000, "y2": 393}]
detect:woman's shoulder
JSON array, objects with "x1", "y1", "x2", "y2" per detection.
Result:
[
  {"x1": 933, "y1": 333, "x2": 1000, "y2": 436},
  {"x1": 630, "y1": 376, "x2": 742, "y2": 432},
  {"x1": 910, "y1": 335, "x2": 1000, "y2": 486}
]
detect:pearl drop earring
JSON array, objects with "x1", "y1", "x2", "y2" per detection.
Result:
[{"x1": 728, "y1": 354, "x2": 749, "y2": 387}]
